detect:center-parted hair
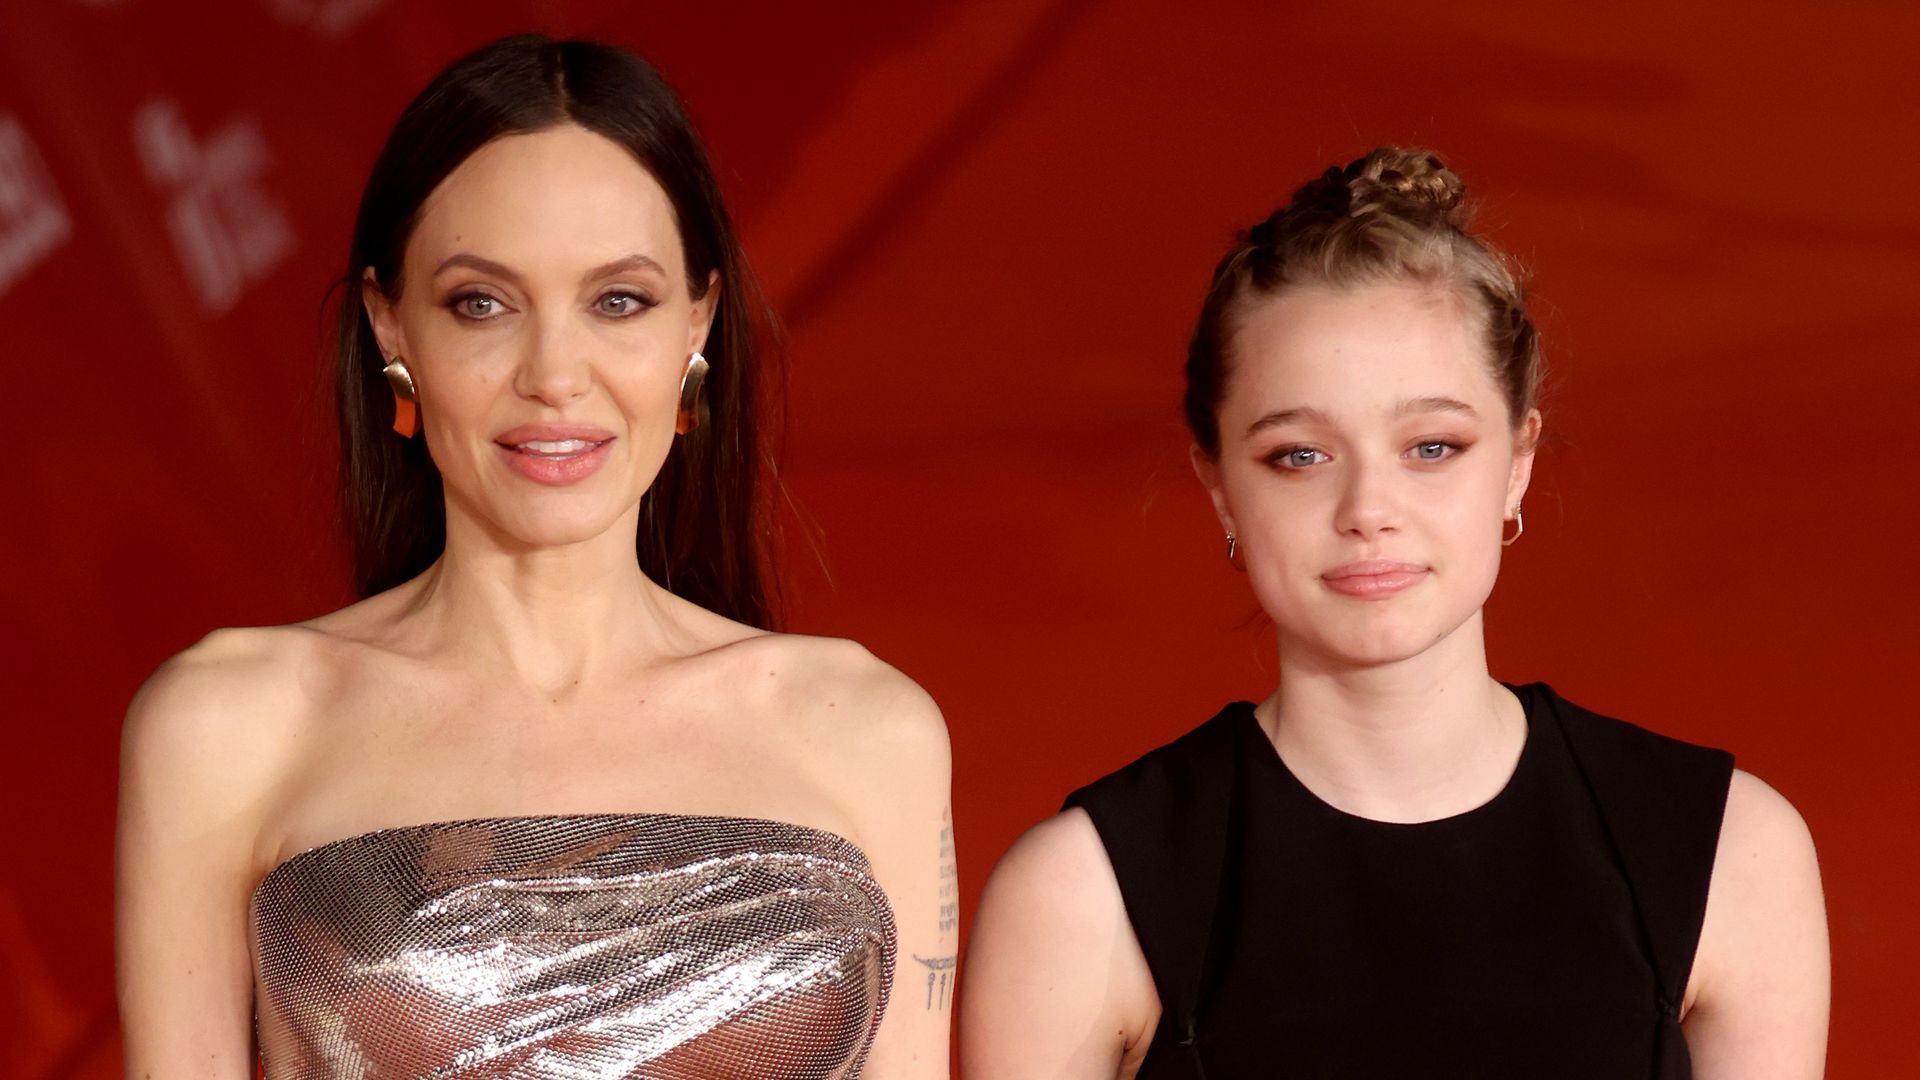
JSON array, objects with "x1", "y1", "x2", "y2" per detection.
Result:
[
  {"x1": 335, "y1": 34, "x2": 776, "y2": 626},
  {"x1": 1184, "y1": 147, "x2": 1543, "y2": 456}
]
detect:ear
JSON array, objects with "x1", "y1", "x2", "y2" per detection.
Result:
[
  {"x1": 1189, "y1": 443, "x2": 1237, "y2": 537},
  {"x1": 688, "y1": 269, "x2": 721, "y2": 358},
  {"x1": 1506, "y1": 407, "x2": 1542, "y2": 514},
  {"x1": 361, "y1": 267, "x2": 404, "y2": 363}
]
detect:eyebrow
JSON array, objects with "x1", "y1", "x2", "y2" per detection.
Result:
[
  {"x1": 1246, "y1": 405, "x2": 1335, "y2": 436},
  {"x1": 431, "y1": 252, "x2": 668, "y2": 282},
  {"x1": 1245, "y1": 396, "x2": 1480, "y2": 436},
  {"x1": 1395, "y1": 395, "x2": 1480, "y2": 420}
]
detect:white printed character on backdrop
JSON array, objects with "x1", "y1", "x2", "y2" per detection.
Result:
[
  {"x1": 0, "y1": 114, "x2": 73, "y2": 299},
  {"x1": 132, "y1": 99, "x2": 294, "y2": 315}
]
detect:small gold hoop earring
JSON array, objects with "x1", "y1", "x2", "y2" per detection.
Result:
[
  {"x1": 1502, "y1": 505, "x2": 1524, "y2": 547},
  {"x1": 1226, "y1": 531, "x2": 1246, "y2": 572},
  {"x1": 676, "y1": 351, "x2": 709, "y2": 435},
  {"x1": 382, "y1": 356, "x2": 418, "y2": 438}
]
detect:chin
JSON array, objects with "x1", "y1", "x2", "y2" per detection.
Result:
[
  {"x1": 496, "y1": 502, "x2": 634, "y2": 550},
  {"x1": 1311, "y1": 630, "x2": 1440, "y2": 669},
  {"x1": 1281, "y1": 602, "x2": 1473, "y2": 670}
]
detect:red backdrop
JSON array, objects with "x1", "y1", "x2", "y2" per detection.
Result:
[{"x1": 4, "y1": 1, "x2": 1915, "y2": 1075}]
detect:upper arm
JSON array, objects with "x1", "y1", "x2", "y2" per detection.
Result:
[
  {"x1": 1683, "y1": 768, "x2": 1829, "y2": 1079},
  {"x1": 960, "y1": 809, "x2": 1159, "y2": 1080},
  {"x1": 821, "y1": 653, "x2": 955, "y2": 1080},
  {"x1": 116, "y1": 631, "x2": 290, "y2": 1078}
]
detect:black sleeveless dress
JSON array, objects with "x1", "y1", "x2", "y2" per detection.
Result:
[{"x1": 1064, "y1": 682, "x2": 1732, "y2": 1080}]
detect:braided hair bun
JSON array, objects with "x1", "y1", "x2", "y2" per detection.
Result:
[{"x1": 1345, "y1": 147, "x2": 1466, "y2": 223}]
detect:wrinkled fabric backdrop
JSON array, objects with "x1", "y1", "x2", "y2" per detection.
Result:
[{"x1": 3, "y1": 1, "x2": 1916, "y2": 1074}]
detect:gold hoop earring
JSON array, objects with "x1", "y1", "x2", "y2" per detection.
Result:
[
  {"x1": 1226, "y1": 531, "x2": 1246, "y2": 572},
  {"x1": 676, "y1": 351, "x2": 709, "y2": 435},
  {"x1": 382, "y1": 356, "x2": 418, "y2": 438},
  {"x1": 1502, "y1": 505, "x2": 1524, "y2": 547}
]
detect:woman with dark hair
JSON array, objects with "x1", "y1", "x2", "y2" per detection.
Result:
[
  {"x1": 961, "y1": 148, "x2": 1828, "y2": 1079},
  {"x1": 116, "y1": 35, "x2": 951, "y2": 1078}
]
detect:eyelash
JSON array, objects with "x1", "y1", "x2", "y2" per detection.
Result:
[
  {"x1": 1267, "y1": 446, "x2": 1329, "y2": 470},
  {"x1": 594, "y1": 289, "x2": 658, "y2": 317},
  {"x1": 443, "y1": 289, "x2": 659, "y2": 321},
  {"x1": 446, "y1": 290, "x2": 504, "y2": 320},
  {"x1": 1409, "y1": 439, "x2": 1466, "y2": 462}
]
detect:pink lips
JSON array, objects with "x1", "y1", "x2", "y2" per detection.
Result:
[
  {"x1": 495, "y1": 424, "x2": 615, "y2": 486},
  {"x1": 1321, "y1": 560, "x2": 1430, "y2": 600}
]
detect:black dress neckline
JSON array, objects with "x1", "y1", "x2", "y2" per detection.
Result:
[{"x1": 1234, "y1": 683, "x2": 1540, "y2": 831}]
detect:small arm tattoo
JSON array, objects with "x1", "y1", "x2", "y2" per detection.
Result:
[
  {"x1": 913, "y1": 953, "x2": 957, "y2": 1010},
  {"x1": 938, "y1": 806, "x2": 958, "y2": 935}
]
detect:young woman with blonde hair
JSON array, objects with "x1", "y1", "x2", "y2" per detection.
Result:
[{"x1": 963, "y1": 148, "x2": 1827, "y2": 1080}]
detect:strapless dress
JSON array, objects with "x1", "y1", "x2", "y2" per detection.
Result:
[{"x1": 250, "y1": 814, "x2": 896, "y2": 1079}]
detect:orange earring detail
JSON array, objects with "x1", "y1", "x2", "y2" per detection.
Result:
[
  {"x1": 1503, "y1": 505, "x2": 1524, "y2": 547},
  {"x1": 383, "y1": 357, "x2": 418, "y2": 438},
  {"x1": 676, "y1": 351, "x2": 709, "y2": 435}
]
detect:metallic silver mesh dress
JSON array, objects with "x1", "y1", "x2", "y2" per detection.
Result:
[{"x1": 251, "y1": 814, "x2": 897, "y2": 1079}]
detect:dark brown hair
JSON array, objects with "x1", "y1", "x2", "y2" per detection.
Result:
[
  {"x1": 1184, "y1": 146, "x2": 1543, "y2": 456},
  {"x1": 335, "y1": 34, "x2": 775, "y2": 626}
]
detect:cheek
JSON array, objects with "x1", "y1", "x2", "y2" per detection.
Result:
[
  {"x1": 600, "y1": 330, "x2": 696, "y2": 483},
  {"x1": 1457, "y1": 455, "x2": 1519, "y2": 542},
  {"x1": 1220, "y1": 460, "x2": 1329, "y2": 536},
  {"x1": 426, "y1": 367, "x2": 506, "y2": 415},
  {"x1": 603, "y1": 339, "x2": 688, "y2": 423},
  {"x1": 1222, "y1": 478, "x2": 1325, "y2": 612},
  {"x1": 399, "y1": 308, "x2": 516, "y2": 407},
  {"x1": 412, "y1": 361, "x2": 507, "y2": 475},
  {"x1": 1425, "y1": 469, "x2": 1510, "y2": 603},
  {"x1": 418, "y1": 376, "x2": 508, "y2": 492},
  {"x1": 1425, "y1": 485, "x2": 1497, "y2": 548}
]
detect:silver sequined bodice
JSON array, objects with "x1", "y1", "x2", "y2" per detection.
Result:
[{"x1": 251, "y1": 814, "x2": 896, "y2": 1078}]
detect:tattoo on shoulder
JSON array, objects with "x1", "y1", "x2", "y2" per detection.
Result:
[
  {"x1": 938, "y1": 806, "x2": 957, "y2": 936},
  {"x1": 912, "y1": 953, "x2": 956, "y2": 1010}
]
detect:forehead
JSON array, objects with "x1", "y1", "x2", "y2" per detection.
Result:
[
  {"x1": 407, "y1": 125, "x2": 683, "y2": 279},
  {"x1": 1226, "y1": 280, "x2": 1499, "y2": 420}
]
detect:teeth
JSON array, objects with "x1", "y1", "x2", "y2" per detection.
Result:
[{"x1": 521, "y1": 439, "x2": 591, "y2": 454}]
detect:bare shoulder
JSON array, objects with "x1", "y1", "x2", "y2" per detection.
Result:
[
  {"x1": 120, "y1": 623, "x2": 348, "y2": 830},
  {"x1": 125, "y1": 625, "x2": 323, "y2": 761},
  {"x1": 1719, "y1": 768, "x2": 1817, "y2": 860},
  {"x1": 1682, "y1": 770, "x2": 1829, "y2": 1074},
  {"x1": 722, "y1": 631, "x2": 948, "y2": 773},
  {"x1": 116, "y1": 624, "x2": 347, "y2": 1076},
  {"x1": 965, "y1": 809, "x2": 1159, "y2": 1078},
  {"x1": 743, "y1": 632, "x2": 939, "y2": 712},
  {"x1": 982, "y1": 808, "x2": 1121, "y2": 923},
  {"x1": 998, "y1": 808, "x2": 1107, "y2": 879},
  {"x1": 1693, "y1": 767, "x2": 1823, "y2": 969}
]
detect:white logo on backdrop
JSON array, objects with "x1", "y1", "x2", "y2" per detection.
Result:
[
  {"x1": 0, "y1": 115, "x2": 73, "y2": 300},
  {"x1": 263, "y1": 0, "x2": 389, "y2": 36},
  {"x1": 133, "y1": 99, "x2": 294, "y2": 315}
]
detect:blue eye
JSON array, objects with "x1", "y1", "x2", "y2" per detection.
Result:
[
  {"x1": 1270, "y1": 447, "x2": 1328, "y2": 469},
  {"x1": 1411, "y1": 441, "x2": 1462, "y2": 461},
  {"x1": 449, "y1": 293, "x2": 502, "y2": 320},
  {"x1": 596, "y1": 291, "x2": 655, "y2": 317}
]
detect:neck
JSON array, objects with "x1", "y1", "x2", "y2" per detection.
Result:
[
  {"x1": 1262, "y1": 611, "x2": 1524, "y2": 823},
  {"x1": 393, "y1": 501, "x2": 687, "y2": 695}
]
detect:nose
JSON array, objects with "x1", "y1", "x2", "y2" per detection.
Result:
[
  {"x1": 1332, "y1": 456, "x2": 1400, "y2": 540},
  {"x1": 512, "y1": 317, "x2": 592, "y2": 407}
]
